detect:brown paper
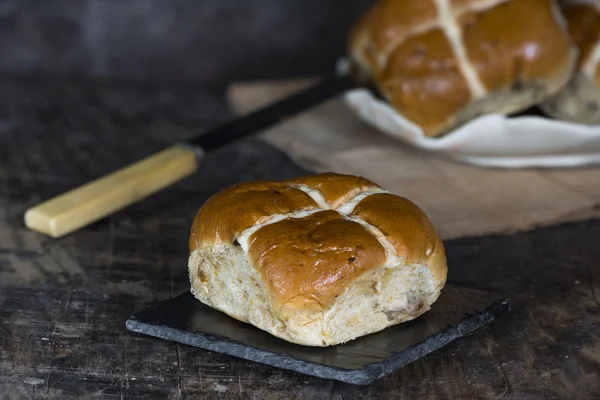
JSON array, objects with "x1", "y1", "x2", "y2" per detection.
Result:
[{"x1": 227, "y1": 79, "x2": 600, "y2": 240}]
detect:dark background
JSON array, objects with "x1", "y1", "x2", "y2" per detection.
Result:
[{"x1": 0, "y1": 0, "x2": 372, "y2": 83}]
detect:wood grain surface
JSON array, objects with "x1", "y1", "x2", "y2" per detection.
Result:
[{"x1": 0, "y1": 76, "x2": 599, "y2": 399}]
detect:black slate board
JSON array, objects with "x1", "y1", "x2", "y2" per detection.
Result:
[{"x1": 126, "y1": 284, "x2": 510, "y2": 385}]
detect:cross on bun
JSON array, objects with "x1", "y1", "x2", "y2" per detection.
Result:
[
  {"x1": 349, "y1": 0, "x2": 577, "y2": 137},
  {"x1": 188, "y1": 173, "x2": 447, "y2": 347},
  {"x1": 541, "y1": 0, "x2": 600, "y2": 124}
]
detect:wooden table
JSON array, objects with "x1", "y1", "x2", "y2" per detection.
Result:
[{"x1": 1, "y1": 76, "x2": 599, "y2": 399}]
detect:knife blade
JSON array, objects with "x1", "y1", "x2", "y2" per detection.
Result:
[{"x1": 24, "y1": 72, "x2": 357, "y2": 238}]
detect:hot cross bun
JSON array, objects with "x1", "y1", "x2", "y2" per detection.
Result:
[
  {"x1": 188, "y1": 173, "x2": 446, "y2": 346},
  {"x1": 542, "y1": 0, "x2": 600, "y2": 124},
  {"x1": 349, "y1": 0, "x2": 576, "y2": 136}
]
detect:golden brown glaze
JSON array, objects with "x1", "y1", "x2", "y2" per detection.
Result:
[
  {"x1": 462, "y1": 0, "x2": 573, "y2": 92},
  {"x1": 246, "y1": 210, "x2": 387, "y2": 310},
  {"x1": 190, "y1": 173, "x2": 445, "y2": 311},
  {"x1": 383, "y1": 28, "x2": 472, "y2": 134},
  {"x1": 285, "y1": 173, "x2": 380, "y2": 208},
  {"x1": 562, "y1": 2, "x2": 600, "y2": 69},
  {"x1": 367, "y1": 0, "x2": 438, "y2": 55},
  {"x1": 349, "y1": 0, "x2": 575, "y2": 137},
  {"x1": 189, "y1": 182, "x2": 318, "y2": 250},
  {"x1": 352, "y1": 194, "x2": 439, "y2": 266}
]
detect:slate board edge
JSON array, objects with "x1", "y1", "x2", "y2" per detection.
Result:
[
  {"x1": 125, "y1": 297, "x2": 510, "y2": 385},
  {"x1": 373, "y1": 298, "x2": 511, "y2": 382}
]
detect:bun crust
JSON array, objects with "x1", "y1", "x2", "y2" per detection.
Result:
[
  {"x1": 188, "y1": 173, "x2": 447, "y2": 347},
  {"x1": 541, "y1": 0, "x2": 600, "y2": 124},
  {"x1": 349, "y1": 0, "x2": 576, "y2": 137}
]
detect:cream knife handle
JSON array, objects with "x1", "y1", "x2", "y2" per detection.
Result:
[{"x1": 24, "y1": 145, "x2": 201, "y2": 238}]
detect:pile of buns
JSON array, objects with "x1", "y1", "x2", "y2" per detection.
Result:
[
  {"x1": 188, "y1": 173, "x2": 446, "y2": 347},
  {"x1": 349, "y1": 0, "x2": 600, "y2": 137}
]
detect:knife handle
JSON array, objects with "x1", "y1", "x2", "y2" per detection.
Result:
[{"x1": 24, "y1": 145, "x2": 201, "y2": 238}]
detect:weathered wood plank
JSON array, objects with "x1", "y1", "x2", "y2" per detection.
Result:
[{"x1": 0, "y1": 77, "x2": 599, "y2": 399}]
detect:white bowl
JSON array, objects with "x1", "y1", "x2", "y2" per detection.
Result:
[{"x1": 344, "y1": 89, "x2": 600, "y2": 168}]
